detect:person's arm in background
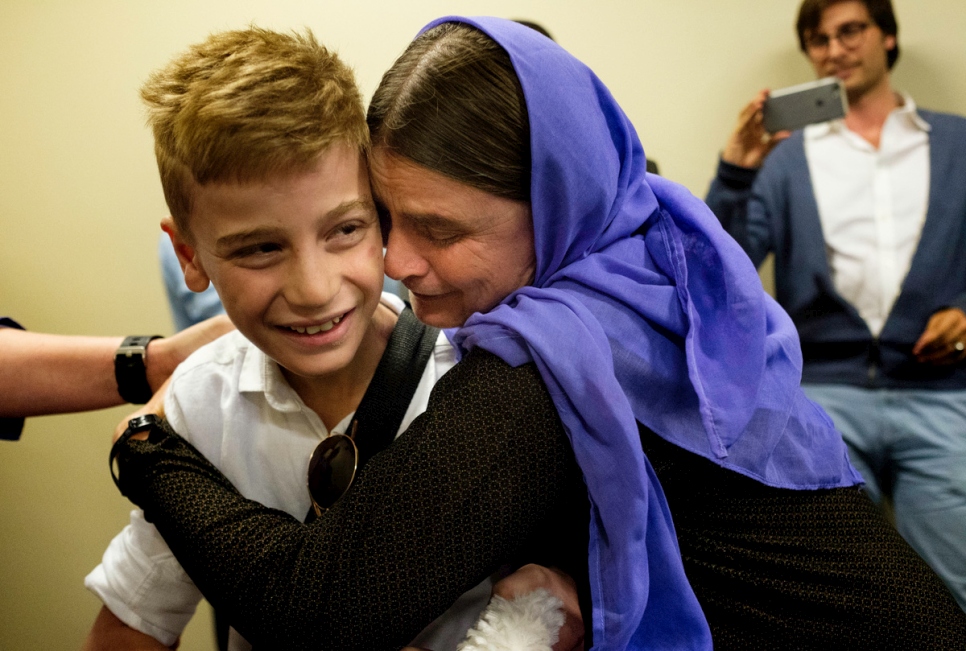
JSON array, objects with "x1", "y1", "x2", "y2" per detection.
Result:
[
  {"x1": 159, "y1": 235, "x2": 225, "y2": 332},
  {"x1": 705, "y1": 90, "x2": 790, "y2": 267},
  {"x1": 0, "y1": 314, "x2": 232, "y2": 419}
]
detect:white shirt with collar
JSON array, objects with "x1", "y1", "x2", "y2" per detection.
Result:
[
  {"x1": 804, "y1": 94, "x2": 931, "y2": 337},
  {"x1": 85, "y1": 293, "x2": 471, "y2": 650}
]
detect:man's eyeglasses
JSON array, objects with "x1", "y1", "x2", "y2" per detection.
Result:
[
  {"x1": 804, "y1": 21, "x2": 870, "y2": 54},
  {"x1": 307, "y1": 421, "x2": 359, "y2": 517}
]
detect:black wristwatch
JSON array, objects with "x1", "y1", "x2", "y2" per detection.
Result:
[
  {"x1": 110, "y1": 414, "x2": 164, "y2": 489},
  {"x1": 114, "y1": 335, "x2": 162, "y2": 404}
]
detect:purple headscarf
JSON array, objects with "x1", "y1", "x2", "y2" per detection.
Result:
[{"x1": 421, "y1": 16, "x2": 862, "y2": 650}]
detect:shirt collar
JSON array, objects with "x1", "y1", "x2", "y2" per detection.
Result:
[
  {"x1": 237, "y1": 337, "x2": 304, "y2": 413},
  {"x1": 805, "y1": 117, "x2": 843, "y2": 140},
  {"x1": 805, "y1": 91, "x2": 930, "y2": 140},
  {"x1": 233, "y1": 293, "x2": 406, "y2": 417},
  {"x1": 894, "y1": 93, "x2": 931, "y2": 132}
]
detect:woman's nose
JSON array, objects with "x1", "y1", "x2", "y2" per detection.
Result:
[{"x1": 383, "y1": 226, "x2": 428, "y2": 281}]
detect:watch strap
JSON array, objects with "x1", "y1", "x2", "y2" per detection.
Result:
[{"x1": 115, "y1": 335, "x2": 162, "y2": 404}]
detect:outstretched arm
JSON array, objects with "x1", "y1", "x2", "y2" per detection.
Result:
[{"x1": 0, "y1": 315, "x2": 232, "y2": 419}]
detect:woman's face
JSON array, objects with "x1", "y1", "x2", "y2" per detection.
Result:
[{"x1": 370, "y1": 148, "x2": 536, "y2": 328}]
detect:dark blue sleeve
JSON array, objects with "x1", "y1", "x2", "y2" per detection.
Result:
[
  {"x1": 1, "y1": 317, "x2": 25, "y2": 440},
  {"x1": 705, "y1": 159, "x2": 773, "y2": 268},
  {"x1": 941, "y1": 294, "x2": 966, "y2": 316}
]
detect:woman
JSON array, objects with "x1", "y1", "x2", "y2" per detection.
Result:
[{"x1": 111, "y1": 17, "x2": 966, "y2": 650}]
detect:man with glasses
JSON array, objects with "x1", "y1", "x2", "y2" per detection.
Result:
[{"x1": 706, "y1": 0, "x2": 966, "y2": 611}]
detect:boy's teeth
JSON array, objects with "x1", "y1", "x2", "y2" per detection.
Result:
[{"x1": 290, "y1": 315, "x2": 342, "y2": 335}]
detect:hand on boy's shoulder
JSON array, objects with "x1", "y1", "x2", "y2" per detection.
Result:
[
  {"x1": 374, "y1": 297, "x2": 401, "y2": 341},
  {"x1": 145, "y1": 315, "x2": 234, "y2": 392},
  {"x1": 113, "y1": 376, "x2": 169, "y2": 444}
]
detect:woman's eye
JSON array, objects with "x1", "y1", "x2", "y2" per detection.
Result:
[
  {"x1": 423, "y1": 229, "x2": 462, "y2": 247},
  {"x1": 409, "y1": 217, "x2": 464, "y2": 247},
  {"x1": 376, "y1": 207, "x2": 391, "y2": 232}
]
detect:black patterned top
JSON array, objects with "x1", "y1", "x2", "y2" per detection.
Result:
[{"x1": 114, "y1": 347, "x2": 591, "y2": 650}]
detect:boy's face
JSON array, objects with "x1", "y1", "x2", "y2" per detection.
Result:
[{"x1": 167, "y1": 143, "x2": 385, "y2": 384}]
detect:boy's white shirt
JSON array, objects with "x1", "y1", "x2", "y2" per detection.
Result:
[{"x1": 85, "y1": 293, "x2": 480, "y2": 649}]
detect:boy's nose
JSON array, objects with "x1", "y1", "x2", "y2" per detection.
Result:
[{"x1": 285, "y1": 252, "x2": 339, "y2": 310}]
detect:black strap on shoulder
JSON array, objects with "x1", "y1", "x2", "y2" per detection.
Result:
[
  {"x1": 352, "y1": 306, "x2": 440, "y2": 467},
  {"x1": 217, "y1": 308, "x2": 440, "y2": 651}
]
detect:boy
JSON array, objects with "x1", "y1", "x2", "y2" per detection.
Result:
[{"x1": 82, "y1": 28, "x2": 481, "y2": 650}]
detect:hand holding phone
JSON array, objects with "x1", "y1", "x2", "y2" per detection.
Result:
[
  {"x1": 721, "y1": 89, "x2": 786, "y2": 169},
  {"x1": 763, "y1": 77, "x2": 847, "y2": 133}
]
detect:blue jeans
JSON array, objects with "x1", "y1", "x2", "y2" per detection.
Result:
[{"x1": 803, "y1": 383, "x2": 966, "y2": 611}]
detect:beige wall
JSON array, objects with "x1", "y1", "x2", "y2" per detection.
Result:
[{"x1": 1, "y1": 1, "x2": 963, "y2": 648}]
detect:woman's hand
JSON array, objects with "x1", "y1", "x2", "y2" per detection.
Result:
[
  {"x1": 721, "y1": 89, "x2": 791, "y2": 169},
  {"x1": 493, "y1": 564, "x2": 584, "y2": 651},
  {"x1": 113, "y1": 376, "x2": 170, "y2": 444}
]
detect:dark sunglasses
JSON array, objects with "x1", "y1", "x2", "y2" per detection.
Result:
[{"x1": 307, "y1": 421, "x2": 359, "y2": 517}]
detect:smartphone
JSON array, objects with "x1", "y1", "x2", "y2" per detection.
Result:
[{"x1": 762, "y1": 77, "x2": 846, "y2": 133}]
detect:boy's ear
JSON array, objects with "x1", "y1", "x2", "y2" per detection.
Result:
[{"x1": 161, "y1": 217, "x2": 212, "y2": 293}]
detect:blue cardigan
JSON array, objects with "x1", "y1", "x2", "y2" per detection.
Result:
[{"x1": 706, "y1": 109, "x2": 966, "y2": 390}]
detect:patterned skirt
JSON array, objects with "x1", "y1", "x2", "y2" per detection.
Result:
[{"x1": 640, "y1": 428, "x2": 966, "y2": 650}]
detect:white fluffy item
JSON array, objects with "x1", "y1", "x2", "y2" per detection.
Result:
[{"x1": 456, "y1": 588, "x2": 565, "y2": 651}]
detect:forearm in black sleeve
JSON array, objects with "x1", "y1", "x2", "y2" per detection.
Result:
[{"x1": 114, "y1": 348, "x2": 581, "y2": 651}]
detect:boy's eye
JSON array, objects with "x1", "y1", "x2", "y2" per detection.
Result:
[
  {"x1": 329, "y1": 217, "x2": 373, "y2": 246},
  {"x1": 231, "y1": 242, "x2": 281, "y2": 258},
  {"x1": 335, "y1": 223, "x2": 360, "y2": 237}
]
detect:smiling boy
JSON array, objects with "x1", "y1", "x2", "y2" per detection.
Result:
[
  {"x1": 167, "y1": 140, "x2": 391, "y2": 429},
  {"x1": 82, "y1": 28, "x2": 470, "y2": 650}
]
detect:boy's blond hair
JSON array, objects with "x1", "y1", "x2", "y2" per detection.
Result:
[{"x1": 142, "y1": 27, "x2": 368, "y2": 234}]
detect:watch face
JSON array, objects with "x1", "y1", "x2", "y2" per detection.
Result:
[
  {"x1": 127, "y1": 414, "x2": 161, "y2": 432},
  {"x1": 117, "y1": 335, "x2": 157, "y2": 357}
]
